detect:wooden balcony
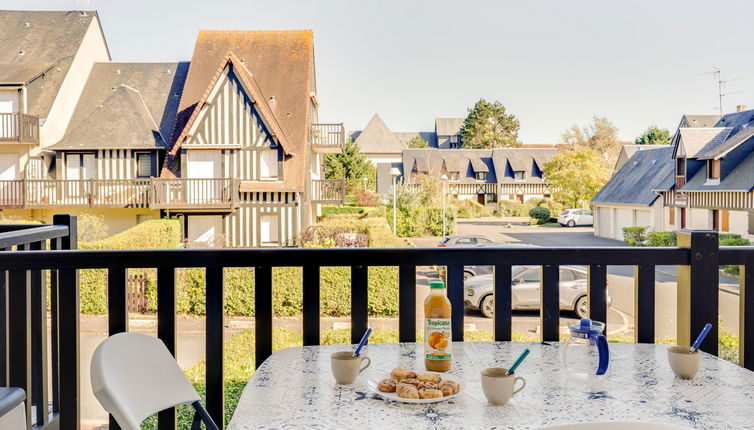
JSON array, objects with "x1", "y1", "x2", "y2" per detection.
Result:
[
  {"x1": 311, "y1": 123, "x2": 344, "y2": 153},
  {"x1": 0, "y1": 178, "x2": 239, "y2": 210},
  {"x1": 312, "y1": 179, "x2": 345, "y2": 203},
  {"x1": 151, "y1": 178, "x2": 240, "y2": 211},
  {"x1": 0, "y1": 112, "x2": 39, "y2": 144}
]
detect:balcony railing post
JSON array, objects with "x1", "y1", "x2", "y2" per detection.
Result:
[
  {"x1": 677, "y1": 230, "x2": 719, "y2": 355},
  {"x1": 740, "y1": 257, "x2": 754, "y2": 370},
  {"x1": 206, "y1": 267, "x2": 225, "y2": 429},
  {"x1": 53, "y1": 214, "x2": 79, "y2": 429},
  {"x1": 157, "y1": 267, "x2": 177, "y2": 430},
  {"x1": 8, "y1": 243, "x2": 31, "y2": 429}
]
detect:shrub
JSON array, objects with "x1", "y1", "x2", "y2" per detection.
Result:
[
  {"x1": 354, "y1": 189, "x2": 377, "y2": 207},
  {"x1": 540, "y1": 199, "x2": 564, "y2": 217},
  {"x1": 623, "y1": 226, "x2": 648, "y2": 246},
  {"x1": 529, "y1": 206, "x2": 551, "y2": 224},
  {"x1": 386, "y1": 206, "x2": 456, "y2": 237},
  {"x1": 525, "y1": 197, "x2": 546, "y2": 207},
  {"x1": 77, "y1": 212, "x2": 109, "y2": 242},
  {"x1": 720, "y1": 235, "x2": 750, "y2": 246},
  {"x1": 497, "y1": 200, "x2": 517, "y2": 216},
  {"x1": 452, "y1": 199, "x2": 490, "y2": 219},
  {"x1": 647, "y1": 231, "x2": 677, "y2": 247},
  {"x1": 365, "y1": 206, "x2": 387, "y2": 218},
  {"x1": 320, "y1": 205, "x2": 366, "y2": 218},
  {"x1": 513, "y1": 203, "x2": 533, "y2": 217}
]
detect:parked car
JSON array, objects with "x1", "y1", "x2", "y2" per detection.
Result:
[
  {"x1": 464, "y1": 265, "x2": 611, "y2": 319},
  {"x1": 558, "y1": 209, "x2": 593, "y2": 227},
  {"x1": 437, "y1": 235, "x2": 496, "y2": 247},
  {"x1": 460, "y1": 243, "x2": 537, "y2": 279}
]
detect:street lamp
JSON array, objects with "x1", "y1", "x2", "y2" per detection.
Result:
[
  {"x1": 440, "y1": 174, "x2": 448, "y2": 238},
  {"x1": 362, "y1": 177, "x2": 368, "y2": 191},
  {"x1": 389, "y1": 167, "x2": 401, "y2": 234}
]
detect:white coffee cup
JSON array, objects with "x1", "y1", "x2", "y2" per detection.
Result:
[
  {"x1": 331, "y1": 351, "x2": 371, "y2": 385},
  {"x1": 480, "y1": 367, "x2": 526, "y2": 405},
  {"x1": 667, "y1": 346, "x2": 701, "y2": 379}
]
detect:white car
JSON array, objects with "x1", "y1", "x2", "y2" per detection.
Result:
[
  {"x1": 464, "y1": 265, "x2": 611, "y2": 319},
  {"x1": 558, "y1": 209, "x2": 593, "y2": 227}
]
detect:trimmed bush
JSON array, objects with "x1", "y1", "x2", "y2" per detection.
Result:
[
  {"x1": 647, "y1": 231, "x2": 677, "y2": 247},
  {"x1": 623, "y1": 226, "x2": 648, "y2": 246},
  {"x1": 320, "y1": 205, "x2": 366, "y2": 218},
  {"x1": 497, "y1": 200, "x2": 518, "y2": 216},
  {"x1": 386, "y1": 206, "x2": 456, "y2": 237},
  {"x1": 513, "y1": 203, "x2": 533, "y2": 217},
  {"x1": 529, "y1": 206, "x2": 551, "y2": 224}
]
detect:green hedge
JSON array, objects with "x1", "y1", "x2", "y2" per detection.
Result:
[
  {"x1": 320, "y1": 205, "x2": 367, "y2": 218},
  {"x1": 622, "y1": 226, "x2": 648, "y2": 246},
  {"x1": 647, "y1": 231, "x2": 677, "y2": 247},
  {"x1": 529, "y1": 206, "x2": 551, "y2": 224},
  {"x1": 79, "y1": 219, "x2": 183, "y2": 314},
  {"x1": 80, "y1": 216, "x2": 406, "y2": 317}
]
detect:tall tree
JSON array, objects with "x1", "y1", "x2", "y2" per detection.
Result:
[
  {"x1": 562, "y1": 116, "x2": 620, "y2": 167},
  {"x1": 543, "y1": 149, "x2": 609, "y2": 208},
  {"x1": 406, "y1": 135, "x2": 430, "y2": 148},
  {"x1": 324, "y1": 140, "x2": 376, "y2": 194},
  {"x1": 460, "y1": 98, "x2": 521, "y2": 149},
  {"x1": 634, "y1": 125, "x2": 671, "y2": 145}
]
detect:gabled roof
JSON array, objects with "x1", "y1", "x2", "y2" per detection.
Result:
[
  {"x1": 435, "y1": 118, "x2": 464, "y2": 136},
  {"x1": 491, "y1": 148, "x2": 557, "y2": 184},
  {"x1": 591, "y1": 146, "x2": 674, "y2": 206},
  {"x1": 469, "y1": 157, "x2": 489, "y2": 172},
  {"x1": 49, "y1": 85, "x2": 162, "y2": 150},
  {"x1": 0, "y1": 10, "x2": 106, "y2": 118},
  {"x1": 393, "y1": 131, "x2": 437, "y2": 148},
  {"x1": 171, "y1": 53, "x2": 292, "y2": 155},
  {"x1": 680, "y1": 114, "x2": 720, "y2": 128},
  {"x1": 353, "y1": 113, "x2": 403, "y2": 154},
  {"x1": 172, "y1": 30, "x2": 313, "y2": 155},
  {"x1": 675, "y1": 127, "x2": 732, "y2": 158},
  {"x1": 52, "y1": 62, "x2": 187, "y2": 150}
]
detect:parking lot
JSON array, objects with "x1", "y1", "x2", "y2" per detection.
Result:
[{"x1": 412, "y1": 217, "x2": 741, "y2": 339}]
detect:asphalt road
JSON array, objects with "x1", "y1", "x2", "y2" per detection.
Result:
[{"x1": 412, "y1": 217, "x2": 741, "y2": 340}]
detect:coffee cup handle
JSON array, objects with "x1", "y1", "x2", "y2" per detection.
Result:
[
  {"x1": 513, "y1": 376, "x2": 526, "y2": 396},
  {"x1": 359, "y1": 356, "x2": 371, "y2": 374}
]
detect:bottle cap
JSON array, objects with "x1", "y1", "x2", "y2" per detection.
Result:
[{"x1": 429, "y1": 281, "x2": 445, "y2": 289}]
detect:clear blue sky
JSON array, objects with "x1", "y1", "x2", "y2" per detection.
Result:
[{"x1": 6, "y1": 0, "x2": 754, "y2": 142}]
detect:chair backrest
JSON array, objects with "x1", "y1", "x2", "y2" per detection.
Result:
[{"x1": 91, "y1": 332, "x2": 200, "y2": 430}]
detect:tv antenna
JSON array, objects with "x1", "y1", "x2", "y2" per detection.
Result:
[{"x1": 699, "y1": 68, "x2": 748, "y2": 116}]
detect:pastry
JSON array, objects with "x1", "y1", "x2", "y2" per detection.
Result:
[
  {"x1": 391, "y1": 366, "x2": 417, "y2": 381},
  {"x1": 418, "y1": 388, "x2": 444, "y2": 399},
  {"x1": 399, "y1": 378, "x2": 421, "y2": 388},
  {"x1": 439, "y1": 380, "x2": 460, "y2": 396},
  {"x1": 417, "y1": 372, "x2": 442, "y2": 384},
  {"x1": 396, "y1": 382, "x2": 420, "y2": 399},
  {"x1": 378, "y1": 378, "x2": 398, "y2": 393},
  {"x1": 418, "y1": 381, "x2": 438, "y2": 390}
]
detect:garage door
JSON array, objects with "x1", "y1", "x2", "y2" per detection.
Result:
[
  {"x1": 597, "y1": 207, "x2": 612, "y2": 238},
  {"x1": 635, "y1": 210, "x2": 651, "y2": 228},
  {"x1": 188, "y1": 215, "x2": 223, "y2": 244},
  {"x1": 614, "y1": 208, "x2": 633, "y2": 241}
]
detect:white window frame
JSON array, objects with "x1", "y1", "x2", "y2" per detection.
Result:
[
  {"x1": 513, "y1": 171, "x2": 525, "y2": 181},
  {"x1": 449, "y1": 172, "x2": 460, "y2": 182},
  {"x1": 260, "y1": 213, "x2": 280, "y2": 245},
  {"x1": 136, "y1": 152, "x2": 153, "y2": 178},
  {"x1": 475, "y1": 171, "x2": 487, "y2": 181},
  {"x1": 259, "y1": 148, "x2": 279, "y2": 180}
]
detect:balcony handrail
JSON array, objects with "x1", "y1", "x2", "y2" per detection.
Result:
[
  {"x1": 0, "y1": 112, "x2": 40, "y2": 144},
  {"x1": 311, "y1": 123, "x2": 345, "y2": 147},
  {"x1": 2, "y1": 219, "x2": 751, "y2": 429}
]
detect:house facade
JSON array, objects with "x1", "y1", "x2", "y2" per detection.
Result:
[
  {"x1": 592, "y1": 106, "x2": 754, "y2": 240},
  {"x1": 0, "y1": 10, "x2": 344, "y2": 246},
  {"x1": 379, "y1": 148, "x2": 557, "y2": 205}
]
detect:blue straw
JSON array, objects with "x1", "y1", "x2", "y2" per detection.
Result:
[
  {"x1": 690, "y1": 323, "x2": 712, "y2": 353},
  {"x1": 353, "y1": 327, "x2": 372, "y2": 357}
]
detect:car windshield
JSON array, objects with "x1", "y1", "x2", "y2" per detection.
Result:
[
  {"x1": 439, "y1": 238, "x2": 450, "y2": 244},
  {"x1": 561, "y1": 210, "x2": 572, "y2": 215}
]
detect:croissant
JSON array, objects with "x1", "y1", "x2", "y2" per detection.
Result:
[{"x1": 396, "y1": 382, "x2": 420, "y2": 399}]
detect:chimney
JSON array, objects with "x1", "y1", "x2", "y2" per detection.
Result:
[{"x1": 737, "y1": 104, "x2": 748, "y2": 112}]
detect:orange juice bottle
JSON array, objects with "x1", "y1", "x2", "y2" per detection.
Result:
[{"x1": 424, "y1": 280, "x2": 452, "y2": 372}]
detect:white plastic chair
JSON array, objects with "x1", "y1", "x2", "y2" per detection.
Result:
[{"x1": 91, "y1": 332, "x2": 218, "y2": 430}]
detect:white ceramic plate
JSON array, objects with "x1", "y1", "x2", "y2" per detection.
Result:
[{"x1": 367, "y1": 374, "x2": 462, "y2": 404}]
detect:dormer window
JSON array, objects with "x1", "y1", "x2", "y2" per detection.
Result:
[
  {"x1": 475, "y1": 172, "x2": 487, "y2": 181},
  {"x1": 449, "y1": 135, "x2": 460, "y2": 148},
  {"x1": 513, "y1": 171, "x2": 525, "y2": 181},
  {"x1": 706, "y1": 159, "x2": 720, "y2": 181},
  {"x1": 449, "y1": 172, "x2": 459, "y2": 181},
  {"x1": 676, "y1": 157, "x2": 686, "y2": 176}
]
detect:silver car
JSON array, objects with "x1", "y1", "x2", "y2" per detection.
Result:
[
  {"x1": 557, "y1": 209, "x2": 593, "y2": 227},
  {"x1": 464, "y1": 265, "x2": 611, "y2": 319},
  {"x1": 437, "y1": 235, "x2": 496, "y2": 247}
]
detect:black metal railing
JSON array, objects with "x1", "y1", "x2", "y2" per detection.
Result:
[
  {"x1": 2, "y1": 217, "x2": 753, "y2": 429},
  {"x1": 0, "y1": 216, "x2": 75, "y2": 430}
]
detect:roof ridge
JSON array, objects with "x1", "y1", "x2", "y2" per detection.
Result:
[{"x1": 198, "y1": 29, "x2": 313, "y2": 34}]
